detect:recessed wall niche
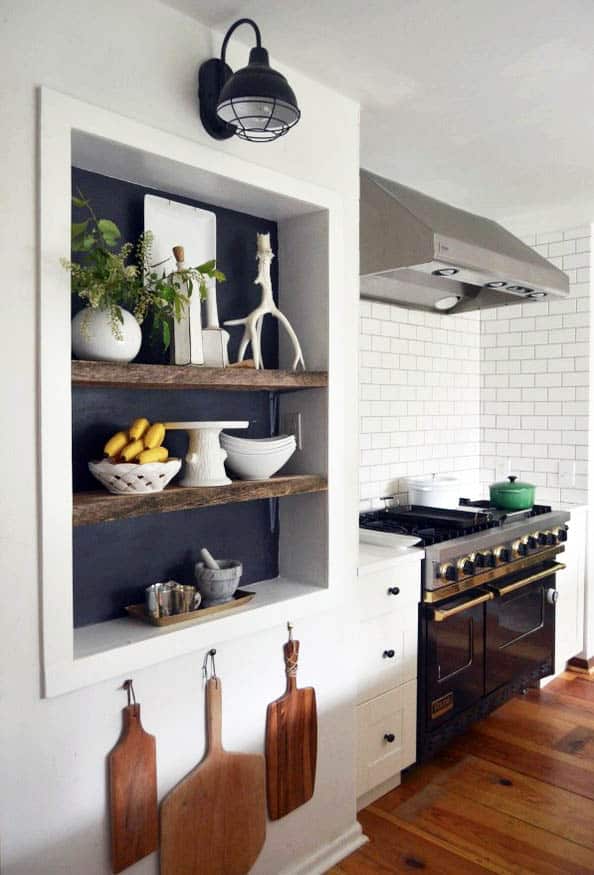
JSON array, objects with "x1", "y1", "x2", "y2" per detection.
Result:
[{"x1": 71, "y1": 169, "x2": 283, "y2": 625}]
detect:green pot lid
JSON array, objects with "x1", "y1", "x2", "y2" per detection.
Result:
[{"x1": 491, "y1": 475, "x2": 534, "y2": 492}]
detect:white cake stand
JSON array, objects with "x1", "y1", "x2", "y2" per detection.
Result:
[{"x1": 165, "y1": 421, "x2": 249, "y2": 487}]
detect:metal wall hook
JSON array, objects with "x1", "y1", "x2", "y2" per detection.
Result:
[
  {"x1": 122, "y1": 679, "x2": 136, "y2": 707},
  {"x1": 287, "y1": 622, "x2": 294, "y2": 641},
  {"x1": 202, "y1": 648, "x2": 217, "y2": 680}
]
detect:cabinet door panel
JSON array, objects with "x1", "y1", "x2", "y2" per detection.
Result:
[
  {"x1": 555, "y1": 508, "x2": 586, "y2": 672},
  {"x1": 357, "y1": 611, "x2": 417, "y2": 703},
  {"x1": 357, "y1": 561, "x2": 421, "y2": 623},
  {"x1": 356, "y1": 681, "x2": 417, "y2": 797}
]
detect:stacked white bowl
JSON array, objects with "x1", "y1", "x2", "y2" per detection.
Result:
[{"x1": 220, "y1": 433, "x2": 296, "y2": 480}]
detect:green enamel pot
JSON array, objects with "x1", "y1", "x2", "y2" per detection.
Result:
[{"x1": 489, "y1": 475, "x2": 535, "y2": 511}]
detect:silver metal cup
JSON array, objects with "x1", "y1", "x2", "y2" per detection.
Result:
[
  {"x1": 145, "y1": 584, "x2": 159, "y2": 619},
  {"x1": 156, "y1": 581, "x2": 176, "y2": 617}
]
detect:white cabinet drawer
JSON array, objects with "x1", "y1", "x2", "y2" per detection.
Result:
[
  {"x1": 357, "y1": 610, "x2": 417, "y2": 703},
  {"x1": 357, "y1": 561, "x2": 420, "y2": 622},
  {"x1": 356, "y1": 680, "x2": 417, "y2": 798}
]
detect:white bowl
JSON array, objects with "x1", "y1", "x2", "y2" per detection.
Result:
[
  {"x1": 221, "y1": 434, "x2": 295, "y2": 452},
  {"x1": 89, "y1": 458, "x2": 182, "y2": 494},
  {"x1": 223, "y1": 443, "x2": 297, "y2": 459},
  {"x1": 224, "y1": 443, "x2": 296, "y2": 480}
]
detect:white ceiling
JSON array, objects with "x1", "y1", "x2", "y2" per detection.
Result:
[{"x1": 164, "y1": 0, "x2": 594, "y2": 225}]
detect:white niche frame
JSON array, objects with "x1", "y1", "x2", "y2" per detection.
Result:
[{"x1": 39, "y1": 87, "x2": 349, "y2": 697}]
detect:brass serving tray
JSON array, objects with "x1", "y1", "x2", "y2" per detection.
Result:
[{"x1": 125, "y1": 589, "x2": 255, "y2": 627}]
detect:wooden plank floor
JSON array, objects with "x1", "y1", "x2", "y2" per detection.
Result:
[{"x1": 329, "y1": 672, "x2": 594, "y2": 874}]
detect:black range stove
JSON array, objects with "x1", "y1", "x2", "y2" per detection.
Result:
[{"x1": 360, "y1": 500, "x2": 571, "y2": 763}]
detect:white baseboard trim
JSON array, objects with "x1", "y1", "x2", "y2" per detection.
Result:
[
  {"x1": 279, "y1": 822, "x2": 368, "y2": 875},
  {"x1": 357, "y1": 772, "x2": 401, "y2": 811}
]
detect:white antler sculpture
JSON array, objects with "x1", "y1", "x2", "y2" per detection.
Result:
[{"x1": 224, "y1": 232, "x2": 305, "y2": 371}]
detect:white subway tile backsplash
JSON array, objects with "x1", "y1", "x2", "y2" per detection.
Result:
[
  {"x1": 548, "y1": 299, "x2": 577, "y2": 315},
  {"x1": 535, "y1": 315, "x2": 563, "y2": 331},
  {"x1": 549, "y1": 328, "x2": 576, "y2": 344},
  {"x1": 522, "y1": 330, "x2": 550, "y2": 345},
  {"x1": 523, "y1": 302, "x2": 550, "y2": 317}
]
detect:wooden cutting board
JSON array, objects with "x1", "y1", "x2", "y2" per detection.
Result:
[
  {"x1": 265, "y1": 627, "x2": 318, "y2": 820},
  {"x1": 160, "y1": 677, "x2": 266, "y2": 875},
  {"x1": 108, "y1": 702, "x2": 158, "y2": 874}
]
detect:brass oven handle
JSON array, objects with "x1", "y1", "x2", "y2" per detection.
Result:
[
  {"x1": 495, "y1": 563, "x2": 566, "y2": 597},
  {"x1": 432, "y1": 591, "x2": 493, "y2": 622}
]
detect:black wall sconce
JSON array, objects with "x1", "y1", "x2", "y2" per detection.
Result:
[{"x1": 198, "y1": 18, "x2": 301, "y2": 143}]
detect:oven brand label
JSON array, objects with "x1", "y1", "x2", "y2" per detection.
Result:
[{"x1": 431, "y1": 692, "x2": 454, "y2": 720}]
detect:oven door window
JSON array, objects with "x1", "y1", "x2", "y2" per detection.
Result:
[
  {"x1": 495, "y1": 585, "x2": 544, "y2": 645},
  {"x1": 425, "y1": 596, "x2": 486, "y2": 729},
  {"x1": 486, "y1": 574, "x2": 555, "y2": 695}
]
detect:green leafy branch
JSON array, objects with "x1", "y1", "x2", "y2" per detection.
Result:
[{"x1": 61, "y1": 191, "x2": 225, "y2": 349}]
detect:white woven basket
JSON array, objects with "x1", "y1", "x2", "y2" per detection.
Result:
[{"x1": 88, "y1": 458, "x2": 182, "y2": 495}]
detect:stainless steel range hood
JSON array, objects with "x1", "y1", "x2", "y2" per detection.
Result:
[{"x1": 360, "y1": 170, "x2": 569, "y2": 314}]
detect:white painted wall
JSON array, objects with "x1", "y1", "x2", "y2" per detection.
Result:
[{"x1": 0, "y1": 2, "x2": 360, "y2": 873}]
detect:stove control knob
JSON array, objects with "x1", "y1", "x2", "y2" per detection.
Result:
[
  {"x1": 475, "y1": 551, "x2": 494, "y2": 569},
  {"x1": 546, "y1": 588, "x2": 559, "y2": 605},
  {"x1": 494, "y1": 546, "x2": 510, "y2": 563},
  {"x1": 511, "y1": 539, "x2": 527, "y2": 558},
  {"x1": 439, "y1": 563, "x2": 457, "y2": 582},
  {"x1": 541, "y1": 531, "x2": 555, "y2": 546},
  {"x1": 457, "y1": 556, "x2": 475, "y2": 577},
  {"x1": 527, "y1": 534, "x2": 537, "y2": 549},
  {"x1": 555, "y1": 526, "x2": 568, "y2": 543},
  {"x1": 537, "y1": 532, "x2": 548, "y2": 546}
]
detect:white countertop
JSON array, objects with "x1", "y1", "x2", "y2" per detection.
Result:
[{"x1": 358, "y1": 541, "x2": 425, "y2": 575}]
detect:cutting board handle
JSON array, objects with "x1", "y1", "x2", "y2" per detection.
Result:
[
  {"x1": 121, "y1": 703, "x2": 143, "y2": 733},
  {"x1": 284, "y1": 638, "x2": 300, "y2": 693},
  {"x1": 206, "y1": 677, "x2": 223, "y2": 752}
]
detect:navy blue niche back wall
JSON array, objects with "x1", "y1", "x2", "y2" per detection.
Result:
[{"x1": 72, "y1": 167, "x2": 280, "y2": 627}]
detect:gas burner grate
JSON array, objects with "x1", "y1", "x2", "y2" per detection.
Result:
[
  {"x1": 359, "y1": 504, "x2": 504, "y2": 547},
  {"x1": 459, "y1": 499, "x2": 552, "y2": 518}
]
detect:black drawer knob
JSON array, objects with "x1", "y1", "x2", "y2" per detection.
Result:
[
  {"x1": 384, "y1": 733, "x2": 395, "y2": 743},
  {"x1": 382, "y1": 649, "x2": 395, "y2": 659},
  {"x1": 387, "y1": 587, "x2": 400, "y2": 596}
]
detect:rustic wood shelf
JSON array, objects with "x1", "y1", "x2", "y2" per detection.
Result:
[
  {"x1": 72, "y1": 361, "x2": 328, "y2": 392},
  {"x1": 73, "y1": 474, "x2": 327, "y2": 526}
]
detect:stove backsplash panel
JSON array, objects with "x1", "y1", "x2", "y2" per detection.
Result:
[{"x1": 359, "y1": 300, "x2": 481, "y2": 505}]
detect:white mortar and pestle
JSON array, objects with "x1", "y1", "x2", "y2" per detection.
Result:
[{"x1": 195, "y1": 548, "x2": 243, "y2": 607}]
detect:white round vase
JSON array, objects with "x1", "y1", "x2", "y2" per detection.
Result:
[{"x1": 71, "y1": 307, "x2": 142, "y2": 363}]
